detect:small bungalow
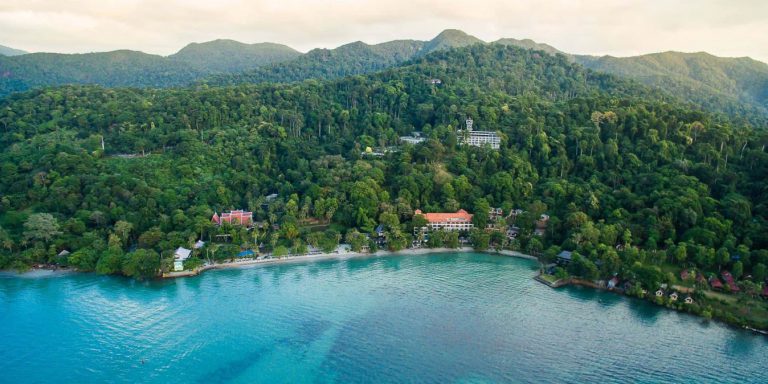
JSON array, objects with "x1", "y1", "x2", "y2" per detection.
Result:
[
  {"x1": 680, "y1": 269, "x2": 690, "y2": 280},
  {"x1": 174, "y1": 247, "x2": 192, "y2": 271},
  {"x1": 607, "y1": 276, "x2": 619, "y2": 290},
  {"x1": 58, "y1": 250, "x2": 71, "y2": 258},
  {"x1": 556, "y1": 251, "x2": 573, "y2": 265},
  {"x1": 194, "y1": 240, "x2": 205, "y2": 249},
  {"x1": 655, "y1": 289, "x2": 665, "y2": 297},
  {"x1": 374, "y1": 224, "x2": 387, "y2": 246},
  {"x1": 489, "y1": 207, "x2": 503, "y2": 222},
  {"x1": 722, "y1": 271, "x2": 740, "y2": 292},
  {"x1": 709, "y1": 276, "x2": 724, "y2": 290},
  {"x1": 684, "y1": 296, "x2": 694, "y2": 304},
  {"x1": 669, "y1": 292, "x2": 679, "y2": 301},
  {"x1": 534, "y1": 214, "x2": 549, "y2": 236}
]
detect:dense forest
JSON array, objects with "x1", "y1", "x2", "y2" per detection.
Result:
[
  {"x1": 1, "y1": 43, "x2": 767, "y2": 326},
  {"x1": 576, "y1": 52, "x2": 768, "y2": 122},
  {"x1": 0, "y1": 42, "x2": 299, "y2": 97},
  {"x1": 3, "y1": 29, "x2": 768, "y2": 126}
]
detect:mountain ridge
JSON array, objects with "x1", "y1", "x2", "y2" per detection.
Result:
[
  {"x1": 0, "y1": 44, "x2": 27, "y2": 56},
  {"x1": 1, "y1": 30, "x2": 766, "y2": 120}
]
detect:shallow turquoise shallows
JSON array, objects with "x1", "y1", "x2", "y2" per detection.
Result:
[{"x1": 2, "y1": 252, "x2": 767, "y2": 383}]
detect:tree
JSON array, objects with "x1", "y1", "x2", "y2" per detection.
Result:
[
  {"x1": 732, "y1": 261, "x2": 744, "y2": 280},
  {"x1": 122, "y1": 249, "x2": 160, "y2": 280},
  {"x1": 114, "y1": 220, "x2": 134, "y2": 246},
  {"x1": 96, "y1": 247, "x2": 124, "y2": 275},
  {"x1": 472, "y1": 198, "x2": 490, "y2": 229},
  {"x1": 673, "y1": 243, "x2": 687, "y2": 264},
  {"x1": 23, "y1": 213, "x2": 62, "y2": 244},
  {"x1": 345, "y1": 230, "x2": 367, "y2": 252},
  {"x1": 68, "y1": 248, "x2": 99, "y2": 271},
  {"x1": 752, "y1": 263, "x2": 766, "y2": 283},
  {"x1": 716, "y1": 247, "x2": 730, "y2": 270},
  {"x1": 273, "y1": 246, "x2": 289, "y2": 258},
  {"x1": 470, "y1": 229, "x2": 490, "y2": 251},
  {"x1": 445, "y1": 231, "x2": 460, "y2": 249},
  {"x1": 0, "y1": 226, "x2": 13, "y2": 252}
]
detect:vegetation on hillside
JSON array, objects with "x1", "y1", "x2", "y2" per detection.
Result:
[
  {"x1": 0, "y1": 43, "x2": 767, "y2": 329},
  {"x1": 576, "y1": 52, "x2": 768, "y2": 120}
]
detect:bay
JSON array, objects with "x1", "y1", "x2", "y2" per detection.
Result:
[{"x1": 1, "y1": 252, "x2": 766, "y2": 383}]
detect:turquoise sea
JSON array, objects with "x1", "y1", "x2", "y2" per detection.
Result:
[{"x1": 1, "y1": 252, "x2": 767, "y2": 383}]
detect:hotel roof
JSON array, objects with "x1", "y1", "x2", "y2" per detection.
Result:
[{"x1": 414, "y1": 209, "x2": 473, "y2": 223}]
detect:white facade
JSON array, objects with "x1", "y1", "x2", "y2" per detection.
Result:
[
  {"x1": 427, "y1": 220, "x2": 474, "y2": 231},
  {"x1": 462, "y1": 130, "x2": 501, "y2": 149},
  {"x1": 458, "y1": 118, "x2": 500, "y2": 149},
  {"x1": 414, "y1": 209, "x2": 474, "y2": 232},
  {"x1": 400, "y1": 136, "x2": 425, "y2": 145},
  {"x1": 174, "y1": 247, "x2": 191, "y2": 271}
]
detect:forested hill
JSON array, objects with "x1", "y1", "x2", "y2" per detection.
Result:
[
  {"x1": 0, "y1": 29, "x2": 483, "y2": 97},
  {"x1": 1, "y1": 43, "x2": 767, "y2": 296},
  {"x1": 168, "y1": 40, "x2": 301, "y2": 73},
  {"x1": 2, "y1": 30, "x2": 767, "y2": 125},
  {"x1": 575, "y1": 52, "x2": 768, "y2": 118},
  {"x1": 205, "y1": 35, "x2": 768, "y2": 123},
  {"x1": 0, "y1": 41, "x2": 301, "y2": 97},
  {"x1": 0, "y1": 44, "x2": 27, "y2": 56},
  {"x1": 0, "y1": 50, "x2": 207, "y2": 96},
  {"x1": 204, "y1": 29, "x2": 485, "y2": 86}
]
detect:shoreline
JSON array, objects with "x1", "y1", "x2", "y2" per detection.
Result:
[
  {"x1": 2, "y1": 247, "x2": 538, "y2": 279},
  {"x1": 536, "y1": 271, "x2": 768, "y2": 335},
  {"x1": 6, "y1": 249, "x2": 765, "y2": 336},
  {"x1": 163, "y1": 247, "x2": 538, "y2": 277}
]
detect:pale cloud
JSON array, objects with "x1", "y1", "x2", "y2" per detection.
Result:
[{"x1": 0, "y1": 0, "x2": 765, "y2": 63}]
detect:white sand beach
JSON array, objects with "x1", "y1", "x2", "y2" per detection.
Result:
[{"x1": 163, "y1": 246, "x2": 538, "y2": 278}]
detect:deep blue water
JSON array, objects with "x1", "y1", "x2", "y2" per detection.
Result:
[{"x1": 1, "y1": 252, "x2": 767, "y2": 383}]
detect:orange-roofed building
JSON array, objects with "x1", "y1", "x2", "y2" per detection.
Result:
[
  {"x1": 211, "y1": 210, "x2": 253, "y2": 227},
  {"x1": 414, "y1": 209, "x2": 474, "y2": 231}
]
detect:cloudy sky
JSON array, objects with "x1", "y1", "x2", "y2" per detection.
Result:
[{"x1": 1, "y1": 0, "x2": 766, "y2": 62}]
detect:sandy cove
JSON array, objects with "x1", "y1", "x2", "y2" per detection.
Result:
[{"x1": 163, "y1": 247, "x2": 538, "y2": 278}]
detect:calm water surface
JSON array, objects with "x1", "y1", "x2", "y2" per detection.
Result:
[{"x1": 1, "y1": 252, "x2": 766, "y2": 383}]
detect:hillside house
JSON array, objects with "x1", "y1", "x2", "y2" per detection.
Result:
[
  {"x1": 211, "y1": 210, "x2": 253, "y2": 227},
  {"x1": 173, "y1": 247, "x2": 191, "y2": 271}
]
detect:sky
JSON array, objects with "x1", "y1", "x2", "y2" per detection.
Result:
[{"x1": 1, "y1": 0, "x2": 766, "y2": 63}]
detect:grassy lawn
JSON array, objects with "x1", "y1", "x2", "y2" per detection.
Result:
[
  {"x1": 700, "y1": 291, "x2": 768, "y2": 328},
  {"x1": 539, "y1": 273, "x2": 559, "y2": 283}
]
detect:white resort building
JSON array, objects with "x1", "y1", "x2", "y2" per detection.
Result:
[
  {"x1": 400, "y1": 132, "x2": 426, "y2": 145},
  {"x1": 414, "y1": 209, "x2": 474, "y2": 232},
  {"x1": 458, "y1": 118, "x2": 501, "y2": 149}
]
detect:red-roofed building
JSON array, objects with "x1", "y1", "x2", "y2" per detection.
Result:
[
  {"x1": 212, "y1": 210, "x2": 253, "y2": 227},
  {"x1": 709, "y1": 276, "x2": 724, "y2": 290},
  {"x1": 722, "y1": 271, "x2": 740, "y2": 292},
  {"x1": 414, "y1": 209, "x2": 474, "y2": 231}
]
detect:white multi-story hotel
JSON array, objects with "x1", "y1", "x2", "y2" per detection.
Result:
[
  {"x1": 414, "y1": 209, "x2": 475, "y2": 232},
  {"x1": 458, "y1": 118, "x2": 501, "y2": 149}
]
